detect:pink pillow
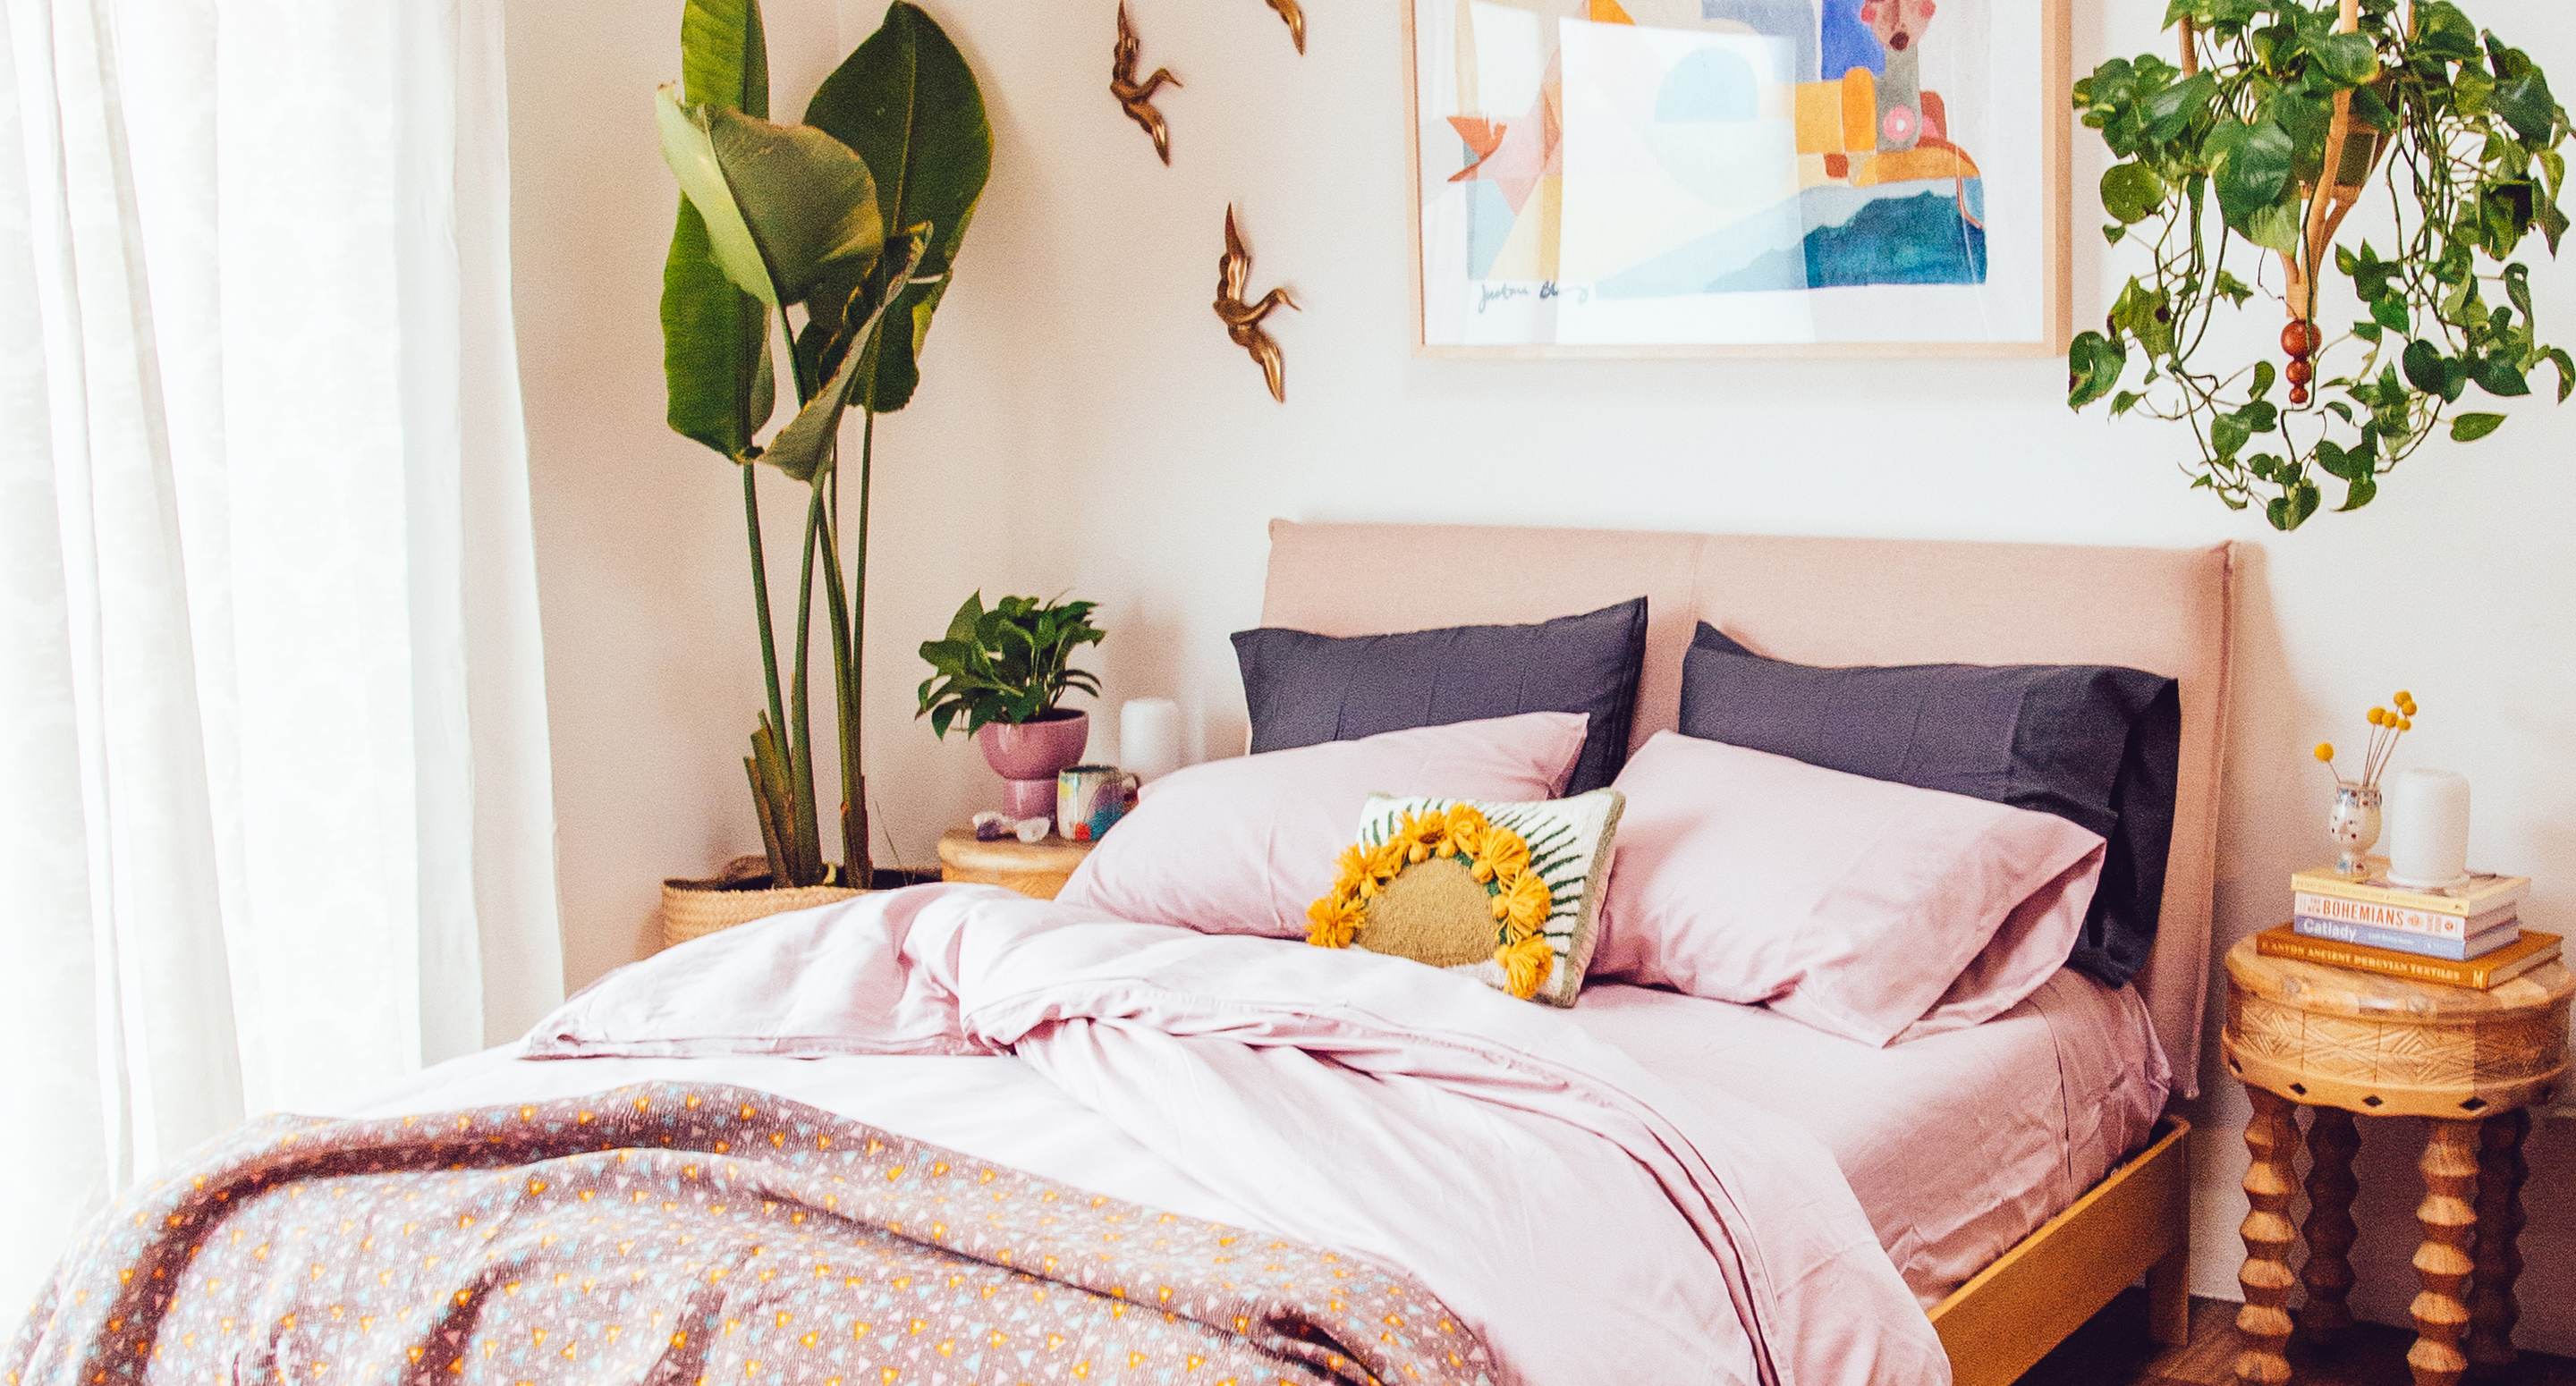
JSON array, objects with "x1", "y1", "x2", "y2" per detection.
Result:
[
  {"x1": 1057, "y1": 712, "x2": 1589, "y2": 938},
  {"x1": 1592, "y1": 732, "x2": 2105, "y2": 1047}
]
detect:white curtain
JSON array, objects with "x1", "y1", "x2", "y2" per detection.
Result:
[{"x1": 0, "y1": 0, "x2": 563, "y2": 1307}]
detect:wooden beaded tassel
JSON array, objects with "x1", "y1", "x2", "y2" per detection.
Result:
[{"x1": 2280, "y1": 0, "x2": 2368, "y2": 406}]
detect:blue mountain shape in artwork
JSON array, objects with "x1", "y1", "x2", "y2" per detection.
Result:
[{"x1": 1704, "y1": 188, "x2": 1987, "y2": 292}]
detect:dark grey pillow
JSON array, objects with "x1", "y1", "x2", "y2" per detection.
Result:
[
  {"x1": 1679, "y1": 624, "x2": 2180, "y2": 988},
  {"x1": 1231, "y1": 598, "x2": 1649, "y2": 795}
]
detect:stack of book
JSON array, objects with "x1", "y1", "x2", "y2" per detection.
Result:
[{"x1": 2256, "y1": 858, "x2": 2560, "y2": 988}]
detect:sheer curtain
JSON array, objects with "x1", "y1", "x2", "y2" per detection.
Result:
[{"x1": 0, "y1": 0, "x2": 562, "y2": 1306}]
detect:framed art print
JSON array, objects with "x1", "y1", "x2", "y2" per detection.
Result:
[{"x1": 1406, "y1": 0, "x2": 2069, "y2": 357}]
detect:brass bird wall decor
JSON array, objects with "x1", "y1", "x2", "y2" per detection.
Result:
[
  {"x1": 1215, "y1": 206, "x2": 1298, "y2": 403},
  {"x1": 1265, "y1": 0, "x2": 1307, "y2": 55},
  {"x1": 1110, "y1": 2, "x2": 1181, "y2": 165}
]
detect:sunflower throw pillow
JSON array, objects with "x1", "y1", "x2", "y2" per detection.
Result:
[{"x1": 1307, "y1": 789, "x2": 1623, "y2": 1008}]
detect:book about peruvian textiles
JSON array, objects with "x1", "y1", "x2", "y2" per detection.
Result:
[{"x1": 2264, "y1": 858, "x2": 2554, "y2": 988}]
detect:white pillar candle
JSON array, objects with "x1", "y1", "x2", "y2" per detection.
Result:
[
  {"x1": 1121, "y1": 697, "x2": 1182, "y2": 782},
  {"x1": 2384, "y1": 767, "x2": 2472, "y2": 889}
]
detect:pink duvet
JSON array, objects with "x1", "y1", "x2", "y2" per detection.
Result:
[{"x1": 527, "y1": 884, "x2": 1951, "y2": 1386}]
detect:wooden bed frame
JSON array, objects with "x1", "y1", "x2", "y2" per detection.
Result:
[
  {"x1": 1257, "y1": 522, "x2": 2236, "y2": 1382},
  {"x1": 1928, "y1": 1116, "x2": 2194, "y2": 1384}
]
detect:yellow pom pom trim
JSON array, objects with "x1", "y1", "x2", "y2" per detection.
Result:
[
  {"x1": 1497, "y1": 935, "x2": 1555, "y2": 1001},
  {"x1": 1307, "y1": 801, "x2": 1560, "y2": 999}
]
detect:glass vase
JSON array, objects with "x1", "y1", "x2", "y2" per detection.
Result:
[{"x1": 2326, "y1": 781, "x2": 2382, "y2": 876}]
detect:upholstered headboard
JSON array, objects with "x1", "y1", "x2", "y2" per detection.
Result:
[{"x1": 1258, "y1": 520, "x2": 2235, "y2": 1098}]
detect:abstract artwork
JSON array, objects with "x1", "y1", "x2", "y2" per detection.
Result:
[{"x1": 1407, "y1": 0, "x2": 2065, "y2": 355}]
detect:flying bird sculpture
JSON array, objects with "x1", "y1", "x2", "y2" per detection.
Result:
[
  {"x1": 1110, "y1": 2, "x2": 1181, "y2": 165},
  {"x1": 1215, "y1": 206, "x2": 1298, "y2": 403},
  {"x1": 1266, "y1": 0, "x2": 1307, "y2": 54}
]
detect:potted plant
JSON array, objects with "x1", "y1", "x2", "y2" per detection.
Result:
[
  {"x1": 916, "y1": 594, "x2": 1106, "y2": 817},
  {"x1": 2066, "y1": 0, "x2": 2571, "y2": 529},
  {"x1": 654, "y1": 0, "x2": 992, "y2": 942}
]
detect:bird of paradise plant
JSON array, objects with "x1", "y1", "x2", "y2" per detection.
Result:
[{"x1": 658, "y1": 0, "x2": 991, "y2": 888}]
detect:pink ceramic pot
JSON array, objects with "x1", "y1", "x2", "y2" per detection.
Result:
[{"x1": 977, "y1": 711, "x2": 1089, "y2": 818}]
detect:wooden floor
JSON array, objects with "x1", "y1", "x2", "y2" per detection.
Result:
[{"x1": 2014, "y1": 1290, "x2": 2576, "y2": 1386}]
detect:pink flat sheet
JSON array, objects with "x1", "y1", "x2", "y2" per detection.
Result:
[
  {"x1": 335, "y1": 968, "x2": 2162, "y2": 1313},
  {"x1": 337, "y1": 886, "x2": 1950, "y2": 1386}
]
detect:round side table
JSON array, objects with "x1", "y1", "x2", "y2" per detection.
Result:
[
  {"x1": 936, "y1": 829, "x2": 1094, "y2": 901},
  {"x1": 2220, "y1": 936, "x2": 2572, "y2": 1386}
]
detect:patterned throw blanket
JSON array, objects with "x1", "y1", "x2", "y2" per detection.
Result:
[{"x1": 6, "y1": 1084, "x2": 1492, "y2": 1386}]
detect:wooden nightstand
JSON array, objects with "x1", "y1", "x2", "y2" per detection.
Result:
[
  {"x1": 936, "y1": 829, "x2": 1093, "y2": 901},
  {"x1": 2220, "y1": 935, "x2": 2574, "y2": 1386}
]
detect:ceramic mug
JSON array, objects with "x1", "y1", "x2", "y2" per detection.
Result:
[{"x1": 1057, "y1": 765, "x2": 1140, "y2": 843}]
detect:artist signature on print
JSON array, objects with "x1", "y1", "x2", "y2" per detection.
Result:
[{"x1": 1478, "y1": 281, "x2": 1592, "y2": 312}]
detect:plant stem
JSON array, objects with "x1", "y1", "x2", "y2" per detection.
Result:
[
  {"x1": 786, "y1": 490, "x2": 826, "y2": 885},
  {"x1": 852, "y1": 409, "x2": 877, "y2": 880},
  {"x1": 816, "y1": 461, "x2": 868, "y2": 883},
  {"x1": 742, "y1": 463, "x2": 791, "y2": 881}
]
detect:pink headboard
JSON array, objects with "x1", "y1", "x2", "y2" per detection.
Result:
[{"x1": 1258, "y1": 520, "x2": 2235, "y2": 1097}]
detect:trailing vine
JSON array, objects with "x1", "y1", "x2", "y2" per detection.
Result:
[{"x1": 2068, "y1": 0, "x2": 2572, "y2": 529}]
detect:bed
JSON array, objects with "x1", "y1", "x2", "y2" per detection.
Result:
[
  {"x1": 1244, "y1": 521, "x2": 2236, "y2": 1385},
  {"x1": 10, "y1": 522, "x2": 2234, "y2": 1386}
]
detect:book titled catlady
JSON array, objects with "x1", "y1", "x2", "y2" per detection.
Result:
[
  {"x1": 2293, "y1": 914, "x2": 2520, "y2": 960},
  {"x1": 2257, "y1": 924, "x2": 2562, "y2": 990}
]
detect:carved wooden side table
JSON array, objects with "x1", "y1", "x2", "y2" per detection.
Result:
[
  {"x1": 936, "y1": 828, "x2": 1094, "y2": 901},
  {"x1": 2221, "y1": 936, "x2": 2572, "y2": 1386}
]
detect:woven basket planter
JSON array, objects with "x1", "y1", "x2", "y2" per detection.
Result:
[{"x1": 660, "y1": 856, "x2": 866, "y2": 951}]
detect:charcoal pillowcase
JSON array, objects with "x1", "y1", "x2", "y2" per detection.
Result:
[
  {"x1": 1232, "y1": 598, "x2": 1648, "y2": 796},
  {"x1": 1678, "y1": 624, "x2": 2180, "y2": 988}
]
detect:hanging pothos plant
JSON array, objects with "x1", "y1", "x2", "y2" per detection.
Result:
[{"x1": 2067, "y1": 0, "x2": 2572, "y2": 529}]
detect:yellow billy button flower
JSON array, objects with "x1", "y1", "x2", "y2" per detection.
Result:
[
  {"x1": 2400, "y1": 718, "x2": 2413, "y2": 731},
  {"x1": 2314, "y1": 742, "x2": 2334, "y2": 762},
  {"x1": 2368, "y1": 707, "x2": 2387, "y2": 727}
]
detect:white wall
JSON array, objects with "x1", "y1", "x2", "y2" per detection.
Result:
[{"x1": 508, "y1": 0, "x2": 2576, "y2": 1354}]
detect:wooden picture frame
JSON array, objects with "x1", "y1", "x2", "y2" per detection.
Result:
[{"x1": 1403, "y1": 0, "x2": 2071, "y2": 359}]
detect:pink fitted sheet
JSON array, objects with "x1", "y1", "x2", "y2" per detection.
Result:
[
  {"x1": 327, "y1": 966, "x2": 2163, "y2": 1308},
  {"x1": 1564, "y1": 968, "x2": 2170, "y2": 1305}
]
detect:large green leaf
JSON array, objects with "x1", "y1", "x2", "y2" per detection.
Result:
[
  {"x1": 762, "y1": 233, "x2": 928, "y2": 483},
  {"x1": 2207, "y1": 117, "x2": 2293, "y2": 230},
  {"x1": 663, "y1": 0, "x2": 775, "y2": 460},
  {"x1": 657, "y1": 90, "x2": 886, "y2": 310},
  {"x1": 662, "y1": 200, "x2": 775, "y2": 458},
  {"x1": 2100, "y1": 162, "x2": 2166, "y2": 224},
  {"x1": 657, "y1": 86, "x2": 779, "y2": 308},
  {"x1": 682, "y1": 0, "x2": 767, "y2": 117},
  {"x1": 708, "y1": 107, "x2": 885, "y2": 307},
  {"x1": 805, "y1": 2, "x2": 993, "y2": 414},
  {"x1": 2496, "y1": 74, "x2": 2557, "y2": 144},
  {"x1": 2067, "y1": 330, "x2": 2128, "y2": 409}
]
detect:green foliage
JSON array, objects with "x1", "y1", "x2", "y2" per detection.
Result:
[
  {"x1": 916, "y1": 595, "x2": 1106, "y2": 739},
  {"x1": 656, "y1": 0, "x2": 990, "y2": 884},
  {"x1": 2070, "y1": 0, "x2": 2571, "y2": 528},
  {"x1": 805, "y1": 4, "x2": 994, "y2": 415}
]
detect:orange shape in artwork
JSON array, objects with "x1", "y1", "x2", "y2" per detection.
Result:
[
  {"x1": 1445, "y1": 116, "x2": 1508, "y2": 182},
  {"x1": 1589, "y1": 0, "x2": 1635, "y2": 21}
]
